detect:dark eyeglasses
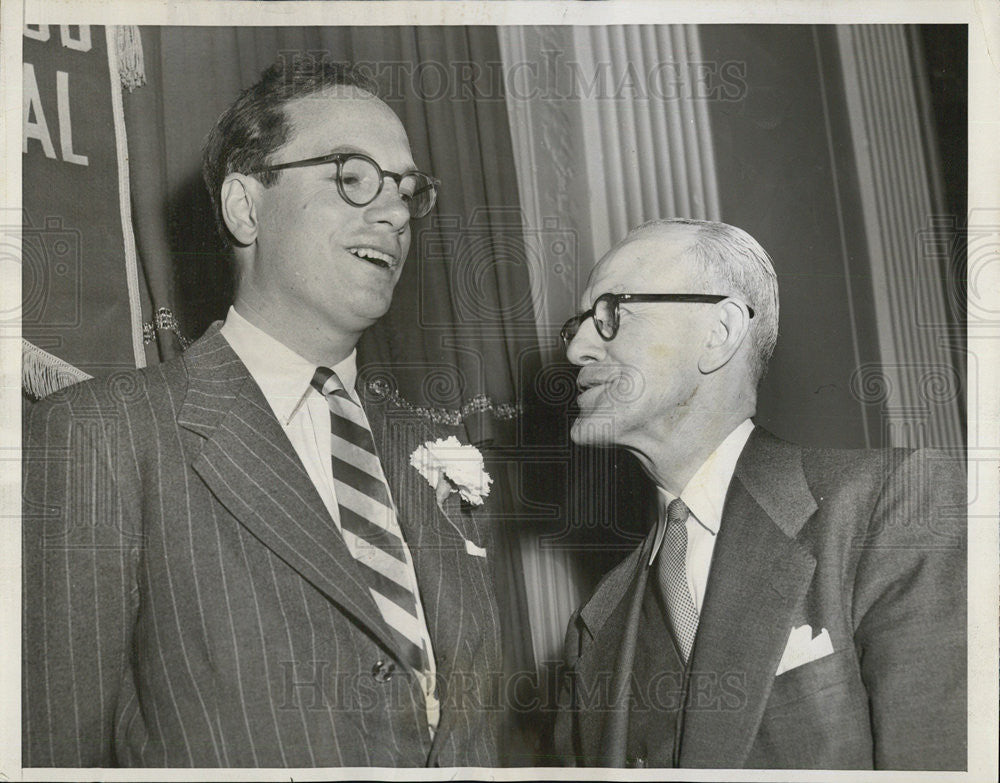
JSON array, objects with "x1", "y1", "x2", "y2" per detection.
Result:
[
  {"x1": 560, "y1": 292, "x2": 755, "y2": 347},
  {"x1": 251, "y1": 152, "x2": 440, "y2": 219}
]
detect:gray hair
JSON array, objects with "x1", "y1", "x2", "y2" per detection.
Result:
[{"x1": 626, "y1": 218, "x2": 780, "y2": 385}]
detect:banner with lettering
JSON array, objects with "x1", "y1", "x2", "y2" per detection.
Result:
[{"x1": 21, "y1": 24, "x2": 148, "y2": 397}]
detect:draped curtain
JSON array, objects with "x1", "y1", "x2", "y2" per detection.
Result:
[{"x1": 121, "y1": 25, "x2": 539, "y2": 761}]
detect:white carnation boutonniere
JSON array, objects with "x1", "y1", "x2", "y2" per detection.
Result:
[
  {"x1": 410, "y1": 437, "x2": 492, "y2": 557},
  {"x1": 410, "y1": 436, "x2": 493, "y2": 508}
]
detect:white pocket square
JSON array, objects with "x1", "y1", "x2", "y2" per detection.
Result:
[
  {"x1": 464, "y1": 539, "x2": 487, "y2": 558},
  {"x1": 775, "y1": 624, "x2": 834, "y2": 676}
]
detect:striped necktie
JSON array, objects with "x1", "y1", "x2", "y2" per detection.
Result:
[
  {"x1": 311, "y1": 367, "x2": 432, "y2": 675},
  {"x1": 656, "y1": 497, "x2": 700, "y2": 663}
]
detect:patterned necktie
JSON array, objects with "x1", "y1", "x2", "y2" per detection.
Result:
[
  {"x1": 311, "y1": 367, "x2": 431, "y2": 675},
  {"x1": 656, "y1": 497, "x2": 700, "y2": 663}
]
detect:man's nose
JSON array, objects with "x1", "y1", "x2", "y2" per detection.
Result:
[
  {"x1": 365, "y1": 179, "x2": 411, "y2": 231},
  {"x1": 566, "y1": 319, "x2": 605, "y2": 366}
]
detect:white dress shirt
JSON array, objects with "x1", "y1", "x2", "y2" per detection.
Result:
[
  {"x1": 221, "y1": 307, "x2": 360, "y2": 529},
  {"x1": 220, "y1": 306, "x2": 439, "y2": 732},
  {"x1": 651, "y1": 418, "x2": 755, "y2": 614}
]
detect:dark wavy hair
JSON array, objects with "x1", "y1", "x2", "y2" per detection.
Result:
[{"x1": 201, "y1": 58, "x2": 378, "y2": 246}]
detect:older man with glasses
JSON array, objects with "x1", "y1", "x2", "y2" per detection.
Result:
[
  {"x1": 23, "y1": 60, "x2": 500, "y2": 768},
  {"x1": 553, "y1": 218, "x2": 966, "y2": 771}
]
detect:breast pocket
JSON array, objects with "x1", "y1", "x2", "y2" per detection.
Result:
[
  {"x1": 753, "y1": 647, "x2": 872, "y2": 768},
  {"x1": 766, "y1": 647, "x2": 857, "y2": 710}
]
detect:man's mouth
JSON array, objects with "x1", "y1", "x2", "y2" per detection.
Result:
[
  {"x1": 347, "y1": 246, "x2": 398, "y2": 270},
  {"x1": 576, "y1": 372, "x2": 631, "y2": 407},
  {"x1": 575, "y1": 378, "x2": 607, "y2": 407},
  {"x1": 577, "y1": 373, "x2": 609, "y2": 394}
]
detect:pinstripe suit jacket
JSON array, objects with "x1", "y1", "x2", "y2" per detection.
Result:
[{"x1": 22, "y1": 324, "x2": 502, "y2": 767}]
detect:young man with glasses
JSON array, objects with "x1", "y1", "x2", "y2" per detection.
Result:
[
  {"x1": 553, "y1": 218, "x2": 965, "y2": 770},
  {"x1": 23, "y1": 61, "x2": 500, "y2": 768}
]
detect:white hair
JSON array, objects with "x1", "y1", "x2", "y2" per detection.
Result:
[{"x1": 625, "y1": 218, "x2": 780, "y2": 385}]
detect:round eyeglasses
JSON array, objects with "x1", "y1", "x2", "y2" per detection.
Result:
[
  {"x1": 560, "y1": 292, "x2": 755, "y2": 346},
  {"x1": 251, "y1": 152, "x2": 440, "y2": 219}
]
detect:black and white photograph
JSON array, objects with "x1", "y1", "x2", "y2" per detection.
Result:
[{"x1": 2, "y1": 0, "x2": 997, "y2": 779}]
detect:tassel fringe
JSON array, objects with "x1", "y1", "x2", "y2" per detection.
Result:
[
  {"x1": 22, "y1": 341, "x2": 92, "y2": 400},
  {"x1": 116, "y1": 25, "x2": 146, "y2": 91}
]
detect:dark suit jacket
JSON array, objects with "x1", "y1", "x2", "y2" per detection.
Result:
[
  {"x1": 554, "y1": 428, "x2": 966, "y2": 770},
  {"x1": 23, "y1": 324, "x2": 502, "y2": 767}
]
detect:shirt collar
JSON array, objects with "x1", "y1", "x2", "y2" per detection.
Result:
[
  {"x1": 656, "y1": 418, "x2": 756, "y2": 537},
  {"x1": 219, "y1": 305, "x2": 358, "y2": 425}
]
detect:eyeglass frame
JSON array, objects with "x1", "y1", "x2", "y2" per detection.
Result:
[
  {"x1": 560, "y1": 292, "x2": 756, "y2": 346},
  {"x1": 250, "y1": 151, "x2": 441, "y2": 218}
]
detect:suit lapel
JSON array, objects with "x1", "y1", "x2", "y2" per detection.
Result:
[
  {"x1": 178, "y1": 327, "x2": 403, "y2": 664},
  {"x1": 576, "y1": 530, "x2": 662, "y2": 766},
  {"x1": 363, "y1": 394, "x2": 479, "y2": 755},
  {"x1": 577, "y1": 541, "x2": 650, "y2": 641},
  {"x1": 679, "y1": 429, "x2": 818, "y2": 768}
]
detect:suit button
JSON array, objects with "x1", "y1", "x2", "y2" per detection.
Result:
[
  {"x1": 372, "y1": 659, "x2": 396, "y2": 683},
  {"x1": 628, "y1": 755, "x2": 647, "y2": 768}
]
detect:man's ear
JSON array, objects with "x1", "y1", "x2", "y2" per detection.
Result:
[
  {"x1": 698, "y1": 299, "x2": 752, "y2": 374},
  {"x1": 220, "y1": 173, "x2": 260, "y2": 246}
]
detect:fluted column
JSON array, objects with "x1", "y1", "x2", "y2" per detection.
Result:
[
  {"x1": 573, "y1": 25, "x2": 722, "y2": 257},
  {"x1": 501, "y1": 24, "x2": 722, "y2": 365},
  {"x1": 837, "y1": 25, "x2": 964, "y2": 449}
]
